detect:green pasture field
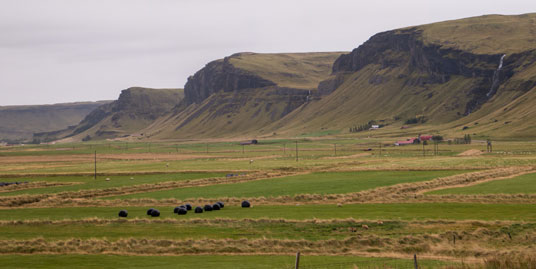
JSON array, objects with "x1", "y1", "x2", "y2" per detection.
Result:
[
  {"x1": 2, "y1": 203, "x2": 535, "y2": 221},
  {"x1": 108, "y1": 170, "x2": 469, "y2": 200},
  {"x1": 3, "y1": 139, "x2": 536, "y2": 267},
  {"x1": 2, "y1": 139, "x2": 536, "y2": 175},
  {"x1": 1, "y1": 139, "x2": 536, "y2": 158},
  {"x1": 0, "y1": 254, "x2": 452, "y2": 269},
  {"x1": 0, "y1": 220, "x2": 403, "y2": 241},
  {"x1": 1, "y1": 218, "x2": 529, "y2": 242},
  {"x1": 0, "y1": 172, "x2": 223, "y2": 196},
  {"x1": 428, "y1": 172, "x2": 536, "y2": 195}
]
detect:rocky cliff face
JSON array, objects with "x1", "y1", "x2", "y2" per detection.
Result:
[
  {"x1": 184, "y1": 57, "x2": 276, "y2": 105},
  {"x1": 275, "y1": 15, "x2": 536, "y2": 138},
  {"x1": 329, "y1": 28, "x2": 517, "y2": 115},
  {"x1": 144, "y1": 52, "x2": 342, "y2": 139}
]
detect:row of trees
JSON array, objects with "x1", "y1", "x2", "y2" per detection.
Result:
[
  {"x1": 349, "y1": 120, "x2": 385, "y2": 133},
  {"x1": 452, "y1": 134, "x2": 472, "y2": 144}
]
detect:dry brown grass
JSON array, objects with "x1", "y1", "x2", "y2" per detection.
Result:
[
  {"x1": 458, "y1": 150, "x2": 484, "y2": 157},
  {"x1": 0, "y1": 171, "x2": 298, "y2": 207},
  {"x1": 0, "y1": 181, "x2": 81, "y2": 193},
  {"x1": 483, "y1": 253, "x2": 536, "y2": 269},
  {"x1": 1, "y1": 218, "x2": 534, "y2": 264},
  {"x1": 0, "y1": 232, "x2": 529, "y2": 260},
  {"x1": 322, "y1": 153, "x2": 371, "y2": 160}
]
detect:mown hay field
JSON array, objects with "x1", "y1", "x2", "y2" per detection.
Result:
[
  {"x1": 1, "y1": 138, "x2": 536, "y2": 268},
  {"x1": 106, "y1": 170, "x2": 469, "y2": 200},
  {"x1": 428, "y1": 172, "x2": 536, "y2": 195}
]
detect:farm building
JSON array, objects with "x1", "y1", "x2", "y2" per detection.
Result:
[
  {"x1": 394, "y1": 138, "x2": 416, "y2": 146},
  {"x1": 419, "y1": 135, "x2": 433, "y2": 141},
  {"x1": 369, "y1": 125, "x2": 380, "y2": 130},
  {"x1": 240, "y1": 139, "x2": 258, "y2": 145},
  {"x1": 395, "y1": 134, "x2": 435, "y2": 146}
]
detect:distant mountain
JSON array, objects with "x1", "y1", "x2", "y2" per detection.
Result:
[
  {"x1": 148, "y1": 13, "x2": 536, "y2": 139},
  {"x1": 0, "y1": 101, "x2": 111, "y2": 143},
  {"x1": 34, "y1": 13, "x2": 536, "y2": 142},
  {"x1": 34, "y1": 87, "x2": 183, "y2": 142}
]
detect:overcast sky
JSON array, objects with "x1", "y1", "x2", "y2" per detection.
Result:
[{"x1": 1, "y1": 0, "x2": 535, "y2": 106}]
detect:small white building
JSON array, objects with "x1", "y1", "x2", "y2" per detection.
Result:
[{"x1": 370, "y1": 125, "x2": 380, "y2": 130}]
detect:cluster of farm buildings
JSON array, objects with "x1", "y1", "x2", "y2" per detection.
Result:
[{"x1": 394, "y1": 135, "x2": 433, "y2": 146}]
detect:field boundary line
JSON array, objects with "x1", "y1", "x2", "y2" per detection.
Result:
[
  {"x1": 416, "y1": 169, "x2": 536, "y2": 195},
  {"x1": 0, "y1": 237, "x2": 503, "y2": 263},
  {"x1": 0, "y1": 182, "x2": 82, "y2": 194}
]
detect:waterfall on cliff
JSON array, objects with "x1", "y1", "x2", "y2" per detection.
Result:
[{"x1": 486, "y1": 54, "x2": 506, "y2": 98}]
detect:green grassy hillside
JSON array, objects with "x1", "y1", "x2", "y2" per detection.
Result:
[
  {"x1": 228, "y1": 52, "x2": 342, "y2": 89},
  {"x1": 146, "y1": 52, "x2": 343, "y2": 139},
  {"x1": 418, "y1": 14, "x2": 536, "y2": 55},
  {"x1": 270, "y1": 13, "x2": 536, "y2": 139}
]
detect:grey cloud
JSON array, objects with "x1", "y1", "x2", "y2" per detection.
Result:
[{"x1": 1, "y1": 0, "x2": 535, "y2": 105}]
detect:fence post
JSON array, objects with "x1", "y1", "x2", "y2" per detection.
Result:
[
  {"x1": 295, "y1": 251, "x2": 300, "y2": 269},
  {"x1": 422, "y1": 143, "x2": 425, "y2": 157},
  {"x1": 94, "y1": 150, "x2": 97, "y2": 180},
  {"x1": 379, "y1": 143, "x2": 382, "y2": 157},
  {"x1": 334, "y1": 143, "x2": 337, "y2": 156},
  {"x1": 414, "y1": 254, "x2": 418, "y2": 269},
  {"x1": 295, "y1": 141, "x2": 298, "y2": 162}
]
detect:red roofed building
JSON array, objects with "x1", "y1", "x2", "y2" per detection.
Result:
[
  {"x1": 395, "y1": 138, "x2": 416, "y2": 146},
  {"x1": 419, "y1": 135, "x2": 433, "y2": 141}
]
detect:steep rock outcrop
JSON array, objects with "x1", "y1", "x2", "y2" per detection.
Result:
[
  {"x1": 184, "y1": 57, "x2": 276, "y2": 104},
  {"x1": 145, "y1": 52, "x2": 342, "y2": 138},
  {"x1": 35, "y1": 87, "x2": 184, "y2": 141},
  {"x1": 329, "y1": 28, "x2": 514, "y2": 115}
]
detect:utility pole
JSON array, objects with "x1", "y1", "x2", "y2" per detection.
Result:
[
  {"x1": 379, "y1": 143, "x2": 382, "y2": 157},
  {"x1": 284, "y1": 143, "x2": 286, "y2": 155},
  {"x1": 94, "y1": 150, "x2": 97, "y2": 180},
  {"x1": 414, "y1": 254, "x2": 419, "y2": 269},
  {"x1": 422, "y1": 142, "x2": 425, "y2": 157},
  {"x1": 242, "y1": 144, "x2": 244, "y2": 154},
  {"x1": 295, "y1": 252, "x2": 301, "y2": 269},
  {"x1": 334, "y1": 143, "x2": 337, "y2": 156},
  {"x1": 295, "y1": 141, "x2": 298, "y2": 162},
  {"x1": 176, "y1": 144, "x2": 179, "y2": 153}
]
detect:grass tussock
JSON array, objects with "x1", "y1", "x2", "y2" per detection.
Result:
[{"x1": 483, "y1": 254, "x2": 536, "y2": 269}]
